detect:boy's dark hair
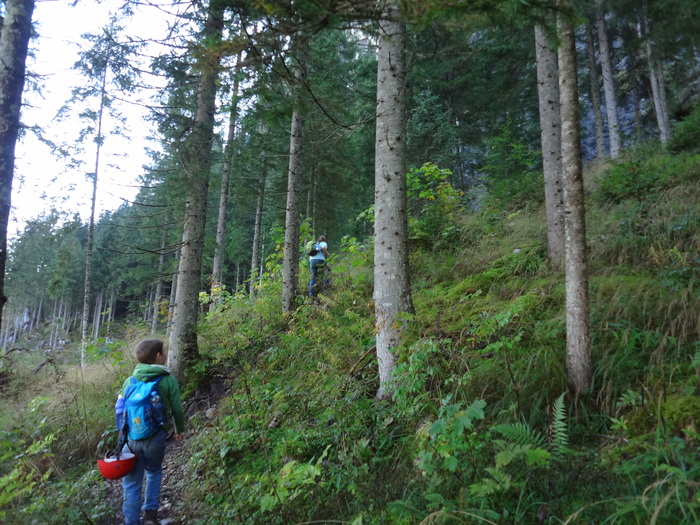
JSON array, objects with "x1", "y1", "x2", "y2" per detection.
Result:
[
  {"x1": 318, "y1": 235, "x2": 326, "y2": 242},
  {"x1": 135, "y1": 339, "x2": 164, "y2": 364}
]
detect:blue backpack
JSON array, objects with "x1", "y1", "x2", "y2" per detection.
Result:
[{"x1": 123, "y1": 376, "x2": 167, "y2": 440}]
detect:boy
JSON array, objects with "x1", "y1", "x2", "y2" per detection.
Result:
[{"x1": 121, "y1": 339, "x2": 185, "y2": 525}]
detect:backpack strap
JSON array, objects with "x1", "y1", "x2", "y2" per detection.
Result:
[{"x1": 124, "y1": 374, "x2": 164, "y2": 400}]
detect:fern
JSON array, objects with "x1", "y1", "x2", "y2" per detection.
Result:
[
  {"x1": 469, "y1": 467, "x2": 512, "y2": 497},
  {"x1": 524, "y1": 447, "x2": 551, "y2": 466},
  {"x1": 492, "y1": 422, "x2": 545, "y2": 447},
  {"x1": 550, "y1": 392, "x2": 568, "y2": 457},
  {"x1": 691, "y1": 348, "x2": 700, "y2": 368},
  {"x1": 494, "y1": 442, "x2": 550, "y2": 469},
  {"x1": 493, "y1": 441, "x2": 521, "y2": 469}
]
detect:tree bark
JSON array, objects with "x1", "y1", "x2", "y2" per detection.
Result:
[
  {"x1": 80, "y1": 61, "x2": 109, "y2": 365},
  {"x1": 168, "y1": 3, "x2": 223, "y2": 378},
  {"x1": 49, "y1": 299, "x2": 58, "y2": 351},
  {"x1": 250, "y1": 170, "x2": 266, "y2": 295},
  {"x1": 167, "y1": 248, "x2": 179, "y2": 337},
  {"x1": 281, "y1": 50, "x2": 306, "y2": 314},
  {"x1": 92, "y1": 290, "x2": 103, "y2": 340},
  {"x1": 584, "y1": 23, "x2": 606, "y2": 159},
  {"x1": 35, "y1": 297, "x2": 43, "y2": 332},
  {"x1": 107, "y1": 286, "x2": 115, "y2": 332},
  {"x1": 641, "y1": 6, "x2": 671, "y2": 143},
  {"x1": 646, "y1": 47, "x2": 671, "y2": 144},
  {"x1": 306, "y1": 163, "x2": 316, "y2": 230},
  {"x1": 534, "y1": 23, "x2": 565, "y2": 266},
  {"x1": 595, "y1": 0, "x2": 622, "y2": 158},
  {"x1": 374, "y1": 1, "x2": 414, "y2": 401},
  {"x1": 151, "y1": 226, "x2": 167, "y2": 335},
  {"x1": 558, "y1": 3, "x2": 592, "y2": 396},
  {"x1": 0, "y1": 0, "x2": 34, "y2": 336},
  {"x1": 211, "y1": 54, "x2": 242, "y2": 296}
]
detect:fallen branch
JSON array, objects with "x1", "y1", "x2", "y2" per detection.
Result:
[
  {"x1": 349, "y1": 345, "x2": 376, "y2": 378},
  {"x1": 4, "y1": 346, "x2": 30, "y2": 355},
  {"x1": 32, "y1": 356, "x2": 55, "y2": 374}
]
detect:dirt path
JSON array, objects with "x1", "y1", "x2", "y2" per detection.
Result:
[
  {"x1": 98, "y1": 380, "x2": 227, "y2": 524},
  {"x1": 98, "y1": 434, "x2": 190, "y2": 525}
]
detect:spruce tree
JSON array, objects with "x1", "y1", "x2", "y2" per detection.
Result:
[{"x1": 0, "y1": 0, "x2": 34, "y2": 335}]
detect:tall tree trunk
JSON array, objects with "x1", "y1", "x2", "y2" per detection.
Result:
[
  {"x1": 620, "y1": 23, "x2": 644, "y2": 139},
  {"x1": 68, "y1": 306, "x2": 76, "y2": 337},
  {"x1": 558, "y1": 3, "x2": 592, "y2": 396},
  {"x1": 81, "y1": 62, "x2": 109, "y2": 364},
  {"x1": 73, "y1": 308, "x2": 79, "y2": 336},
  {"x1": 646, "y1": 49, "x2": 671, "y2": 143},
  {"x1": 58, "y1": 297, "x2": 66, "y2": 345},
  {"x1": 144, "y1": 284, "x2": 155, "y2": 323},
  {"x1": 57, "y1": 299, "x2": 64, "y2": 347},
  {"x1": 306, "y1": 163, "x2": 316, "y2": 229},
  {"x1": 534, "y1": 23, "x2": 565, "y2": 266},
  {"x1": 259, "y1": 242, "x2": 265, "y2": 284},
  {"x1": 0, "y1": 0, "x2": 34, "y2": 335},
  {"x1": 107, "y1": 286, "x2": 115, "y2": 334},
  {"x1": 34, "y1": 297, "x2": 42, "y2": 332},
  {"x1": 3, "y1": 313, "x2": 10, "y2": 346},
  {"x1": 168, "y1": 3, "x2": 224, "y2": 378},
  {"x1": 151, "y1": 226, "x2": 167, "y2": 335},
  {"x1": 211, "y1": 54, "x2": 242, "y2": 296},
  {"x1": 92, "y1": 290, "x2": 103, "y2": 340},
  {"x1": 167, "y1": 248, "x2": 179, "y2": 337},
  {"x1": 48, "y1": 299, "x2": 58, "y2": 351},
  {"x1": 628, "y1": 53, "x2": 643, "y2": 140},
  {"x1": 281, "y1": 50, "x2": 306, "y2": 314},
  {"x1": 235, "y1": 263, "x2": 240, "y2": 293},
  {"x1": 374, "y1": 1, "x2": 414, "y2": 401},
  {"x1": 250, "y1": 170, "x2": 266, "y2": 295},
  {"x1": 584, "y1": 23, "x2": 606, "y2": 159},
  {"x1": 641, "y1": 7, "x2": 671, "y2": 143},
  {"x1": 595, "y1": 0, "x2": 622, "y2": 158}
]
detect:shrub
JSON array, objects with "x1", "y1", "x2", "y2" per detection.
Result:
[
  {"x1": 669, "y1": 105, "x2": 700, "y2": 153},
  {"x1": 595, "y1": 150, "x2": 700, "y2": 205},
  {"x1": 482, "y1": 116, "x2": 543, "y2": 207},
  {"x1": 407, "y1": 163, "x2": 465, "y2": 249}
]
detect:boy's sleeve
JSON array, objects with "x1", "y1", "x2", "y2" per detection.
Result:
[{"x1": 165, "y1": 376, "x2": 186, "y2": 434}]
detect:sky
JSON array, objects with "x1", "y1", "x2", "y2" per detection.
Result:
[{"x1": 10, "y1": 0, "x2": 172, "y2": 239}]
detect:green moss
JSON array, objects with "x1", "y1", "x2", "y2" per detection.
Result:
[
  {"x1": 625, "y1": 395, "x2": 700, "y2": 438},
  {"x1": 601, "y1": 433, "x2": 657, "y2": 467},
  {"x1": 661, "y1": 395, "x2": 700, "y2": 436},
  {"x1": 626, "y1": 406, "x2": 657, "y2": 437}
]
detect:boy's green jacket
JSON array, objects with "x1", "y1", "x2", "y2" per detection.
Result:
[{"x1": 121, "y1": 363, "x2": 185, "y2": 434}]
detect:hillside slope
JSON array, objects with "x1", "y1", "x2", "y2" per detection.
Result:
[{"x1": 1, "y1": 145, "x2": 698, "y2": 524}]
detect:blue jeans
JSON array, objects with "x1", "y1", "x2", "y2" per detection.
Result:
[
  {"x1": 122, "y1": 429, "x2": 167, "y2": 525},
  {"x1": 309, "y1": 259, "x2": 327, "y2": 296}
]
